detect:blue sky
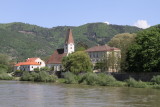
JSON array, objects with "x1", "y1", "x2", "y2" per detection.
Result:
[{"x1": 0, "y1": 0, "x2": 159, "y2": 28}]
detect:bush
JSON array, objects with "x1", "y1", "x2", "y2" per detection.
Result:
[
  {"x1": 151, "y1": 75, "x2": 160, "y2": 85},
  {"x1": 13, "y1": 70, "x2": 23, "y2": 77},
  {"x1": 0, "y1": 73, "x2": 13, "y2": 80},
  {"x1": 34, "y1": 68, "x2": 40, "y2": 72},
  {"x1": 97, "y1": 73, "x2": 116, "y2": 86},
  {"x1": 40, "y1": 67, "x2": 51, "y2": 71},
  {"x1": 64, "y1": 72, "x2": 79, "y2": 84},
  {"x1": 0, "y1": 64, "x2": 8, "y2": 71},
  {"x1": 79, "y1": 72, "x2": 99, "y2": 85},
  {"x1": 0, "y1": 68, "x2": 13, "y2": 80},
  {"x1": 125, "y1": 77, "x2": 147, "y2": 88},
  {"x1": 63, "y1": 72, "x2": 123, "y2": 86},
  {"x1": 152, "y1": 85, "x2": 160, "y2": 89},
  {"x1": 20, "y1": 71, "x2": 31, "y2": 81},
  {"x1": 20, "y1": 71, "x2": 57, "y2": 82}
]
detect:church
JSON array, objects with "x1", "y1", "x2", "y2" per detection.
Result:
[{"x1": 46, "y1": 29, "x2": 75, "y2": 71}]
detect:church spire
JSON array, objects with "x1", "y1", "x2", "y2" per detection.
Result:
[
  {"x1": 65, "y1": 29, "x2": 74, "y2": 44},
  {"x1": 64, "y1": 28, "x2": 75, "y2": 54}
]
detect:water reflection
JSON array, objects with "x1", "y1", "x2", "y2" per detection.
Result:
[{"x1": 0, "y1": 81, "x2": 160, "y2": 107}]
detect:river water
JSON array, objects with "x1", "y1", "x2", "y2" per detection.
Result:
[{"x1": 0, "y1": 81, "x2": 160, "y2": 107}]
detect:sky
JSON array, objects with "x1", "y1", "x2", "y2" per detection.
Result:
[{"x1": 0, "y1": 0, "x2": 159, "y2": 29}]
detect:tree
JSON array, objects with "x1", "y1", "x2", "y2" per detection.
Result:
[
  {"x1": 108, "y1": 33, "x2": 137, "y2": 71},
  {"x1": 126, "y1": 25, "x2": 160, "y2": 72},
  {"x1": 0, "y1": 54, "x2": 13, "y2": 73},
  {"x1": 62, "y1": 51, "x2": 93, "y2": 74},
  {"x1": 0, "y1": 54, "x2": 10, "y2": 65},
  {"x1": 95, "y1": 51, "x2": 121, "y2": 72}
]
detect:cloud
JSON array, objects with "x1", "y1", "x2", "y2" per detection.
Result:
[
  {"x1": 104, "y1": 21, "x2": 110, "y2": 25},
  {"x1": 134, "y1": 20, "x2": 150, "y2": 29}
]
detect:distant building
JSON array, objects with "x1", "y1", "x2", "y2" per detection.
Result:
[
  {"x1": 46, "y1": 29, "x2": 75, "y2": 71},
  {"x1": 86, "y1": 45, "x2": 121, "y2": 72},
  {"x1": 14, "y1": 58, "x2": 45, "y2": 71}
]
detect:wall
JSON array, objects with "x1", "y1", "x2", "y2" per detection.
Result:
[
  {"x1": 109, "y1": 72, "x2": 160, "y2": 82},
  {"x1": 35, "y1": 58, "x2": 45, "y2": 67}
]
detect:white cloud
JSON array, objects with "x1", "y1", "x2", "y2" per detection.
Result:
[
  {"x1": 104, "y1": 21, "x2": 110, "y2": 25},
  {"x1": 134, "y1": 20, "x2": 150, "y2": 29}
]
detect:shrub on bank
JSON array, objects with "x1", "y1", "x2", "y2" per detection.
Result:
[
  {"x1": 151, "y1": 75, "x2": 160, "y2": 85},
  {"x1": 79, "y1": 72, "x2": 99, "y2": 85},
  {"x1": 20, "y1": 71, "x2": 57, "y2": 82},
  {"x1": 151, "y1": 85, "x2": 160, "y2": 89},
  {"x1": 64, "y1": 72, "x2": 79, "y2": 84},
  {"x1": 0, "y1": 68, "x2": 13, "y2": 80},
  {"x1": 125, "y1": 77, "x2": 147, "y2": 88},
  {"x1": 97, "y1": 73, "x2": 116, "y2": 86},
  {"x1": 64, "y1": 72, "x2": 123, "y2": 86},
  {"x1": 0, "y1": 73, "x2": 13, "y2": 80}
]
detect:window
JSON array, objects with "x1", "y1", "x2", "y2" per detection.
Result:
[{"x1": 93, "y1": 53, "x2": 95, "y2": 58}]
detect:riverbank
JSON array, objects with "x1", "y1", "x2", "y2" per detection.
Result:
[{"x1": 1, "y1": 72, "x2": 160, "y2": 89}]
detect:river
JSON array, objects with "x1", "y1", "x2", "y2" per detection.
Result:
[{"x1": 0, "y1": 81, "x2": 160, "y2": 107}]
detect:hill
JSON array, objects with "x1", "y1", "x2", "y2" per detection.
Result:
[{"x1": 0, "y1": 22, "x2": 141, "y2": 60}]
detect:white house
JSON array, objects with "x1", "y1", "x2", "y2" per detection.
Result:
[
  {"x1": 46, "y1": 29, "x2": 75, "y2": 71},
  {"x1": 15, "y1": 58, "x2": 45, "y2": 71}
]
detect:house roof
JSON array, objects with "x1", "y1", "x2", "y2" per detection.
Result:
[
  {"x1": 65, "y1": 29, "x2": 74, "y2": 44},
  {"x1": 15, "y1": 62, "x2": 23, "y2": 66},
  {"x1": 46, "y1": 49, "x2": 67, "y2": 64},
  {"x1": 15, "y1": 57, "x2": 41, "y2": 66},
  {"x1": 15, "y1": 62, "x2": 40, "y2": 66},
  {"x1": 85, "y1": 45, "x2": 120, "y2": 52},
  {"x1": 26, "y1": 58, "x2": 38, "y2": 62}
]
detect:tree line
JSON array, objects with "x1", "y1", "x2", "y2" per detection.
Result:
[{"x1": 62, "y1": 24, "x2": 160, "y2": 73}]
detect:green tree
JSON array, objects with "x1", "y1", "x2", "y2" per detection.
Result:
[
  {"x1": 126, "y1": 25, "x2": 160, "y2": 72},
  {"x1": 0, "y1": 54, "x2": 13, "y2": 73},
  {"x1": 94, "y1": 51, "x2": 121, "y2": 72},
  {"x1": 108, "y1": 33, "x2": 137, "y2": 71},
  {"x1": 0, "y1": 54, "x2": 10, "y2": 65},
  {"x1": 62, "y1": 51, "x2": 93, "y2": 74}
]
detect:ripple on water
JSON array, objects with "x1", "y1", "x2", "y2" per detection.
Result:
[{"x1": 0, "y1": 81, "x2": 160, "y2": 107}]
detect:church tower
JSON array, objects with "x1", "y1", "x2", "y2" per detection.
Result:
[{"x1": 64, "y1": 29, "x2": 75, "y2": 54}]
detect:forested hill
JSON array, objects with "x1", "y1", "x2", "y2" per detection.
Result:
[{"x1": 0, "y1": 22, "x2": 141, "y2": 60}]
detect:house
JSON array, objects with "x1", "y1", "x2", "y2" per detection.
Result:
[
  {"x1": 46, "y1": 29, "x2": 75, "y2": 71},
  {"x1": 14, "y1": 58, "x2": 45, "y2": 71},
  {"x1": 86, "y1": 45, "x2": 121, "y2": 72}
]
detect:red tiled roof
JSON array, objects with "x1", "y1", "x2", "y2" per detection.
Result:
[
  {"x1": 15, "y1": 62, "x2": 40, "y2": 66},
  {"x1": 15, "y1": 62, "x2": 23, "y2": 66},
  {"x1": 85, "y1": 45, "x2": 120, "y2": 52},
  {"x1": 26, "y1": 58, "x2": 38, "y2": 62},
  {"x1": 65, "y1": 29, "x2": 74, "y2": 44},
  {"x1": 46, "y1": 49, "x2": 67, "y2": 64}
]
